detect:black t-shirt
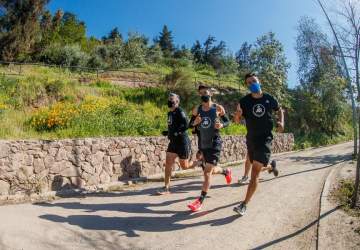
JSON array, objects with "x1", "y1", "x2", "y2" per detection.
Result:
[
  {"x1": 167, "y1": 107, "x2": 189, "y2": 141},
  {"x1": 239, "y1": 93, "x2": 279, "y2": 137}
]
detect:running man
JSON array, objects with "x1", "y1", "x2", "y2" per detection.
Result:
[
  {"x1": 157, "y1": 93, "x2": 197, "y2": 195},
  {"x1": 189, "y1": 85, "x2": 210, "y2": 170},
  {"x1": 233, "y1": 72, "x2": 284, "y2": 216},
  {"x1": 187, "y1": 85, "x2": 232, "y2": 212}
]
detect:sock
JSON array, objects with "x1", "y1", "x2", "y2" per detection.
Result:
[{"x1": 199, "y1": 191, "x2": 207, "y2": 203}]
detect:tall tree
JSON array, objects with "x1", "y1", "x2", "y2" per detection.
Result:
[
  {"x1": 203, "y1": 35, "x2": 216, "y2": 63},
  {"x1": 316, "y1": 0, "x2": 360, "y2": 208},
  {"x1": 251, "y1": 32, "x2": 290, "y2": 103},
  {"x1": 235, "y1": 42, "x2": 253, "y2": 75},
  {"x1": 293, "y1": 17, "x2": 348, "y2": 136},
  {"x1": 0, "y1": 0, "x2": 49, "y2": 61},
  {"x1": 158, "y1": 25, "x2": 174, "y2": 57},
  {"x1": 58, "y1": 12, "x2": 86, "y2": 45},
  {"x1": 296, "y1": 17, "x2": 331, "y2": 88},
  {"x1": 191, "y1": 40, "x2": 203, "y2": 64}
]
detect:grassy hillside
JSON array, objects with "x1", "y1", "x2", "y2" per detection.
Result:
[
  {"x1": 0, "y1": 65, "x2": 246, "y2": 139},
  {"x1": 0, "y1": 63, "x2": 243, "y2": 90}
]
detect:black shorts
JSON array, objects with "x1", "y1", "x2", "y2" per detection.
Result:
[
  {"x1": 246, "y1": 134, "x2": 273, "y2": 166},
  {"x1": 199, "y1": 138, "x2": 222, "y2": 166},
  {"x1": 167, "y1": 138, "x2": 191, "y2": 160},
  {"x1": 201, "y1": 148, "x2": 221, "y2": 166}
]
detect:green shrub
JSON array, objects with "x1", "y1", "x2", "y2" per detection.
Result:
[
  {"x1": 39, "y1": 44, "x2": 89, "y2": 68},
  {"x1": 294, "y1": 130, "x2": 353, "y2": 150},
  {"x1": 221, "y1": 124, "x2": 247, "y2": 136}
]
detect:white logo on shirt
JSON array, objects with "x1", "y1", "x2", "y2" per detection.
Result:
[
  {"x1": 168, "y1": 115, "x2": 172, "y2": 125},
  {"x1": 201, "y1": 117, "x2": 212, "y2": 128},
  {"x1": 252, "y1": 104, "x2": 266, "y2": 118}
]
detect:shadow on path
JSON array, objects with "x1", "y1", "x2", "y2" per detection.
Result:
[
  {"x1": 39, "y1": 202, "x2": 240, "y2": 237},
  {"x1": 250, "y1": 206, "x2": 341, "y2": 249}
]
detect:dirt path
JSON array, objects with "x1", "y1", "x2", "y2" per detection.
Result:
[{"x1": 0, "y1": 142, "x2": 353, "y2": 250}]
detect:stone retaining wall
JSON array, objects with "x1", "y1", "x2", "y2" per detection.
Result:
[{"x1": 0, "y1": 134, "x2": 294, "y2": 196}]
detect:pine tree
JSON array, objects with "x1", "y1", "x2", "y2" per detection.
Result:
[
  {"x1": 191, "y1": 40, "x2": 203, "y2": 64},
  {"x1": 158, "y1": 25, "x2": 174, "y2": 57}
]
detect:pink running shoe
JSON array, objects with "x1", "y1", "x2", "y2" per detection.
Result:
[
  {"x1": 187, "y1": 199, "x2": 202, "y2": 212},
  {"x1": 225, "y1": 168, "x2": 232, "y2": 185}
]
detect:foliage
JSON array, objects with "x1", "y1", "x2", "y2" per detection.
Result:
[
  {"x1": 0, "y1": 0, "x2": 49, "y2": 61},
  {"x1": 333, "y1": 178, "x2": 360, "y2": 216},
  {"x1": 235, "y1": 32, "x2": 290, "y2": 104},
  {"x1": 39, "y1": 43, "x2": 89, "y2": 67},
  {"x1": 289, "y1": 16, "x2": 351, "y2": 140}
]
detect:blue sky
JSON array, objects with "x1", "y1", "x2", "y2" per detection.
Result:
[{"x1": 48, "y1": 0, "x2": 329, "y2": 88}]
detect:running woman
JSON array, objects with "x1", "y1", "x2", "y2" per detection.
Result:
[
  {"x1": 157, "y1": 93, "x2": 197, "y2": 195},
  {"x1": 187, "y1": 86, "x2": 232, "y2": 212},
  {"x1": 233, "y1": 72, "x2": 284, "y2": 216}
]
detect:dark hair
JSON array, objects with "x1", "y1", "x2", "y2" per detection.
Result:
[
  {"x1": 244, "y1": 72, "x2": 257, "y2": 82},
  {"x1": 198, "y1": 85, "x2": 209, "y2": 91}
]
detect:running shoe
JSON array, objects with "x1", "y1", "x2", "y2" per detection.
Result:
[
  {"x1": 238, "y1": 175, "x2": 249, "y2": 184},
  {"x1": 156, "y1": 186, "x2": 170, "y2": 195},
  {"x1": 233, "y1": 202, "x2": 247, "y2": 216},
  {"x1": 187, "y1": 198, "x2": 202, "y2": 212},
  {"x1": 268, "y1": 160, "x2": 279, "y2": 177},
  {"x1": 225, "y1": 168, "x2": 232, "y2": 185}
]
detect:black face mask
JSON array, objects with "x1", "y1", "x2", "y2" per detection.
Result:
[
  {"x1": 168, "y1": 100, "x2": 175, "y2": 108},
  {"x1": 201, "y1": 95, "x2": 210, "y2": 103}
]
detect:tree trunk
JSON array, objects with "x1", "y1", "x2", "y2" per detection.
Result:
[{"x1": 352, "y1": 115, "x2": 360, "y2": 208}]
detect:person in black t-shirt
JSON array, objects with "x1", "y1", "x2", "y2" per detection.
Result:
[
  {"x1": 157, "y1": 93, "x2": 197, "y2": 195},
  {"x1": 233, "y1": 72, "x2": 284, "y2": 216}
]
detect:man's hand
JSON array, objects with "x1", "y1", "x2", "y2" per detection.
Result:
[
  {"x1": 214, "y1": 120, "x2": 223, "y2": 130},
  {"x1": 276, "y1": 122, "x2": 284, "y2": 133},
  {"x1": 193, "y1": 115, "x2": 202, "y2": 126}
]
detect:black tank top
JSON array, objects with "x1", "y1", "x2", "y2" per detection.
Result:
[{"x1": 198, "y1": 104, "x2": 220, "y2": 149}]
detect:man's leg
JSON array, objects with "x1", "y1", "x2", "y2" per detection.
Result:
[
  {"x1": 211, "y1": 166, "x2": 232, "y2": 184},
  {"x1": 179, "y1": 159, "x2": 201, "y2": 169},
  {"x1": 204, "y1": 148, "x2": 232, "y2": 184},
  {"x1": 187, "y1": 163, "x2": 214, "y2": 212},
  {"x1": 244, "y1": 161, "x2": 263, "y2": 204},
  {"x1": 187, "y1": 148, "x2": 218, "y2": 211},
  {"x1": 239, "y1": 154, "x2": 252, "y2": 184},
  {"x1": 202, "y1": 164, "x2": 214, "y2": 193},
  {"x1": 233, "y1": 160, "x2": 263, "y2": 216},
  {"x1": 244, "y1": 154, "x2": 252, "y2": 177}
]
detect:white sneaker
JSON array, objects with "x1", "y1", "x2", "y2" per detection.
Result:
[
  {"x1": 233, "y1": 202, "x2": 247, "y2": 216},
  {"x1": 238, "y1": 176, "x2": 249, "y2": 184}
]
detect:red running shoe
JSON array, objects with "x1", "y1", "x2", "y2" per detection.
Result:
[
  {"x1": 225, "y1": 168, "x2": 232, "y2": 185},
  {"x1": 187, "y1": 198, "x2": 202, "y2": 212}
]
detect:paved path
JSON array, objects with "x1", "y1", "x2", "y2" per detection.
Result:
[{"x1": 0, "y1": 142, "x2": 353, "y2": 250}]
